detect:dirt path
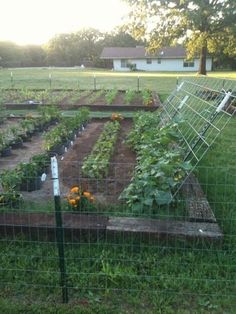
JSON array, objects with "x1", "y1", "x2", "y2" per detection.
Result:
[
  {"x1": 0, "y1": 133, "x2": 45, "y2": 171},
  {"x1": 61, "y1": 121, "x2": 105, "y2": 188},
  {"x1": 61, "y1": 119, "x2": 136, "y2": 204}
]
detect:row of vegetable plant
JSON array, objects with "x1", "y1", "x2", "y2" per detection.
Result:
[
  {"x1": 0, "y1": 106, "x2": 61, "y2": 156},
  {"x1": 86, "y1": 89, "x2": 105, "y2": 105},
  {"x1": 82, "y1": 120, "x2": 120, "y2": 178},
  {"x1": 120, "y1": 112, "x2": 192, "y2": 213},
  {"x1": 142, "y1": 89, "x2": 153, "y2": 106},
  {"x1": 1, "y1": 89, "x2": 82, "y2": 105},
  {"x1": 0, "y1": 152, "x2": 50, "y2": 206},
  {"x1": 43, "y1": 107, "x2": 90, "y2": 154},
  {"x1": 105, "y1": 89, "x2": 118, "y2": 105},
  {"x1": 124, "y1": 89, "x2": 136, "y2": 104},
  {"x1": 0, "y1": 107, "x2": 90, "y2": 206}
]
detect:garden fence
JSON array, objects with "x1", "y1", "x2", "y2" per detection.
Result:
[{"x1": 0, "y1": 71, "x2": 177, "y2": 92}]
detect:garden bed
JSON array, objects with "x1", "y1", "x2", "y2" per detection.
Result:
[
  {"x1": 0, "y1": 114, "x2": 222, "y2": 240},
  {"x1": 4, "y1": 89, "x2": 160, "y2": 111}
]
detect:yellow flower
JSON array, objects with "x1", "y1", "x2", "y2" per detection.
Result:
[
  {"x1": 71, "y1": 186, "x2": 80, "y2": 193},
  {"x1": 83, "y1": 191, "x2": 91, "y2": 199},
  {"x1": 69, "y1": 199, "x2": 76, "y2": 205}
]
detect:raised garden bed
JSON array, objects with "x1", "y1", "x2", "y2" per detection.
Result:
[
  {"x1": 4, "y1": 89, "x2": 160, "y2": 111},
  {"x1": 0, "y1": 115, "x2": 223, "y2": 241}
]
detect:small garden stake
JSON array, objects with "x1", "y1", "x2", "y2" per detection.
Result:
[{"x1": 51, "y1": 156, "x2": 68, "y2": 303}]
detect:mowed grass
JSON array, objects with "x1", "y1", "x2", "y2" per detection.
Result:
[
  {"x1": 0, "y1": 73, "x2": 236, "y2": 312},
  {"x1": 0, "y1": 67, "x2": 235, "y2": 94}
]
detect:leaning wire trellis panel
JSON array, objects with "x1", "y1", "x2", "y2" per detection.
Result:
[{"x1": 160, "y1": 77, "x2": 236, "y2": 171}]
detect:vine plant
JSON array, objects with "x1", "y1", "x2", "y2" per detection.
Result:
[{"x1": 120, "y1": 112, "x2": 192, "y2": 213}]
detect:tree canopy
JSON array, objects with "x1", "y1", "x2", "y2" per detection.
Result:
[
  {"x1": 0, "y1": 28, "x2": 144, "y2": 68},
  {"x1": 124, "y1": 0, "x2": 236, "y2": 74}
]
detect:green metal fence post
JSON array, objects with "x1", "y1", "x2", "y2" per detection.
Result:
[
  {"x1": 10, "y1": 72, "x2": 14, "y2": 88},
  {"x1": 49, "y1": 73, "x2": 52, "y2": 89},
  {"x1": 51, "y1": 156, "x2": 68, "y2": 303},
  {"x1": 93, "y1": 74, "x2": 96, "y2": 90},
  {"x1": 137, "y1": 76, "x2": 140, "y2": 92}
]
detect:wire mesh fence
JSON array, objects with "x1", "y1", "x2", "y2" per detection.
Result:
[
  {"x1": 0, "y1": 71, "x2": 177, "y2": 93},
  {"x1": 0, "y1": 160, "x2": 235, "y2": 309},
  {"x1": 0, "y1": 77, "x2": 236, "y2": 312}
]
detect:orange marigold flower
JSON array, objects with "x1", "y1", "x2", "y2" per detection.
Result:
[
  {"x1": 90, "y1": 196, "x2": 95, "y2": 203},
  {"x1": 69, "y1": 199, "x2": 76, "y2": 205},
  {"x1": 71, "y1": 186, "x2": 80, "y2": 193},
  {"x1": 75, "y1": 196, "x2": 81, "y2": 201},
  {"x1": 83, "y1": 191, "x2": 91, "y2": 199}
]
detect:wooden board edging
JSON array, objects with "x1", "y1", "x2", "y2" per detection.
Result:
[{"x1": 0, "y1": 212, "x2": 223, "y2": 241}]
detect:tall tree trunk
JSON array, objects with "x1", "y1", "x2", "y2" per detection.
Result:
[{"x1": 198, "y1": 46, "x2": 207, "y2": 75}]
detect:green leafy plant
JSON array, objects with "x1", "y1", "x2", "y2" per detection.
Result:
[
  {"x1": 0, "y1": 169, "x2": 22, "y2": 192},
  {"x1": 142, "y1": 89, "x2": 153, "y2": 106},
  {"x1": 105, "y1": 89, "x2": 118, "y2": 105},
  {"x1": 124, "y1": 89, "x2": 136, "y2": 104},
  {"x1": 82, "y1": 121, "x2": 120, "y2": 178},
  {"x1": 120, "y1": 112, "x2": 192, "y2": 213},
  {"x1": 0, "y1": 132, "x2": 10, "y2": 151}
]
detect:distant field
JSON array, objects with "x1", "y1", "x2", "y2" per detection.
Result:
[{"x1": 0, "y1": 67, "x2": 235, "y2": 95}]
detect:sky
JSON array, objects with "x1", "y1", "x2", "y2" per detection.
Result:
[{"x1": 0, "y1": 0, "x2": 130, "y2": 45}]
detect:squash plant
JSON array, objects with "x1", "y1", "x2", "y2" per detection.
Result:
[{"x1": 120, "y1": 112, "x2": 192, "y2": 213}]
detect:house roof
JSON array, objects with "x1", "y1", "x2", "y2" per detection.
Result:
[{"x1": 100, "y1": 46, "x2": 188, "y2": 59}]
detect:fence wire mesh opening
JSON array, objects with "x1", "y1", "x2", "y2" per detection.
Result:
[{"x1": 0, "y1": 77, "x2": 236, "y2": 312}]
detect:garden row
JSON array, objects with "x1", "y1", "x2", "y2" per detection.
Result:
[
  {"x1": 0, "y1": 108, "x2": 90, "y2": 207},
  {"x1": 0, "y1": 106, "x2": 60, "y2": 157},
  {"x1": 119, "y1": 112, "x2": 192, "y2": 213},
  {"x1": 1, "y1": 88, "x2": 155, "y2": 106}
]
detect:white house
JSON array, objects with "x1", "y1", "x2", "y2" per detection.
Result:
[{"x1": 100, "y1": 46, "x2": 212, "y2": 72}]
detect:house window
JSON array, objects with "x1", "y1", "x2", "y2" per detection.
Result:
[
  {"x1": 121, "y1": 59, "x2": 128, "y2": 68},
  {"x1": 183, "y1": 60, "x2": 195, "y2": 67},
  {"x1": 146, "y1": 59, "x2": 152, "y2": 64},
  {"x1": 157, "y1": 58, "x2": 161, "y2": 64}
]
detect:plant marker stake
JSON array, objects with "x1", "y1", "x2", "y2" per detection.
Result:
[
  {"x1": 137, "y1": 76, "x2": 140, "y2": 92},
  {"x1": 51, "y1": 156, "x2": 68, "y2": 303}
]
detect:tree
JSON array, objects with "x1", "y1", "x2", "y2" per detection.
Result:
[
  {"x1": 124, "y1": 0, "x2": 236, "y2": 75},
  {"x1": 0, "y1": 41, "x2": 23, "y2": 67},
  {"x1": 45, "y1": 28, "x2": 104, "y2": 67},
  {"x1": 103, "y1": 29, "x2": 144, "y2": 47}
]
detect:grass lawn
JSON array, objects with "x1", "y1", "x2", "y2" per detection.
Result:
[
  {"x1": 0, "y1": 73, "x2": 236, "y2": 312},
  {"x1": 0, "y1": 67, "x2": 235, "y2": 95}
]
